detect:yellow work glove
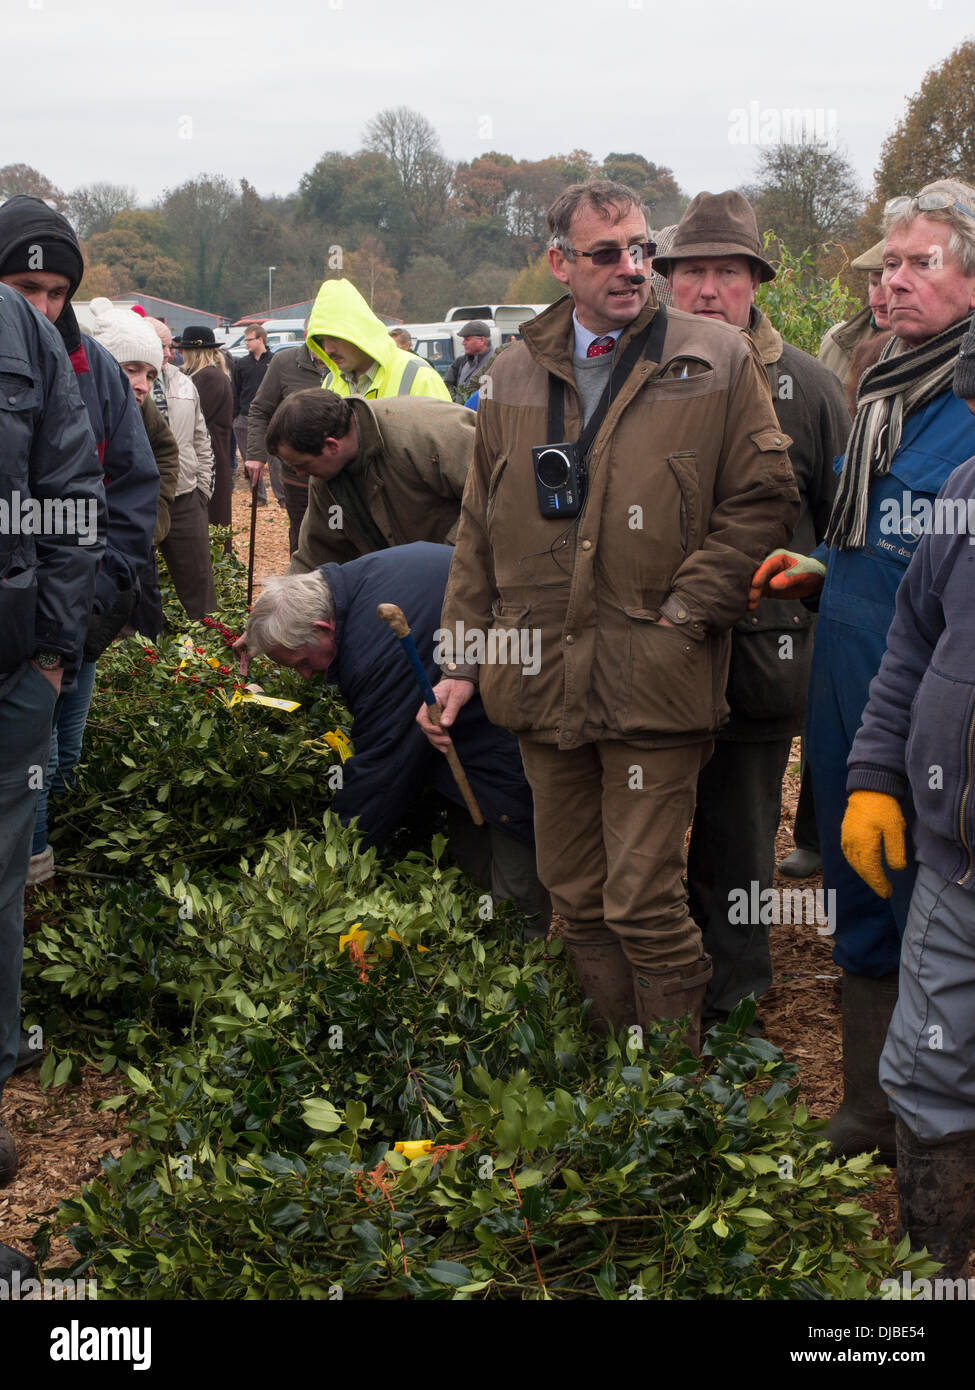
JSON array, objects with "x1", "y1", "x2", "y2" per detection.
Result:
[{"x1": 840, "y1": 790, "x2": 907, "y2": 899}]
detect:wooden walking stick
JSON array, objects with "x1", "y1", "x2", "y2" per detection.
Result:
[
  {"x1": 377, "y1": 603, "x2": 484, "y2": 825},
  {"x1": 246, "y1": 474, "x2": 259, "y2": 606}
]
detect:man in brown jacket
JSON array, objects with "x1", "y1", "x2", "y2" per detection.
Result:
[
  {"x1": 267, "y1": 389, "x2": 476, "y2": 574},
  {"x1": 417, "y1": 179, "x2": 800, "y2": 1050},
  {"x1": 818, "y1": 239, "x2": 889, "y2": 393},
  {"x1": 656, "y1": 190, "x2": 849, "y2": 1032},
  {"x1": 245, "y1": 337, "x2": 326, "y2": 552}
]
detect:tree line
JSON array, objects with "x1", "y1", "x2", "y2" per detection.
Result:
[{"x1": 3, "y1": 39, "x2": 973, "y2": 321}]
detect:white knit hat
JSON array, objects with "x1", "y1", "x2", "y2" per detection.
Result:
[{"x1": 89, "y1": 297, "x2": 163, "y2": 374}]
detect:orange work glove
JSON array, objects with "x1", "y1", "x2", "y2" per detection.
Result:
[
  {"x1": 840, "y1": 790, "x2": 907, "y2": 899},
  {"x1": 747, "y1": 549, "x2": 826, "y2": 610}
]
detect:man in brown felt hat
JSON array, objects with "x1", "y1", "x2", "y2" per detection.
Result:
[
  {"x1": 819, "y1": 239, "x2": 890, "y2": 392},
  {"x1": 655, "y1": 190, "x2": 849, "y2": 1033},
  {"x1": 416, "y1": 178, "x2": 800, "y2": 1053}
]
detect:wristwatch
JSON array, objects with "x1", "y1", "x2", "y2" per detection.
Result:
[{"x1": 34, "y1": 651, "x2": 64, "y2": 670}]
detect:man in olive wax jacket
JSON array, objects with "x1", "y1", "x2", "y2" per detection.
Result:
[
  {"x1": 417, "y1": 179, "x2": 800, "y2": 1051},
  {"x1": 268, "y1": 390, "x2": 476, "y2": 575}
]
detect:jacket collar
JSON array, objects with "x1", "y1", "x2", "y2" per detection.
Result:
[
  {"x1": 318, "y1": 560, "x2": 347, "y2": 688},
  {"x1": 348, "y1": 396, "x2": 381, "y2": 463},
  {"x1": 832, "y1": 303, "x2": 876, "y2": 352},
  {"x1": 521, "y1": 291, "x2": 664, "y2": 384},
  {"x1": 746, "y1": 305, "x2": 782, "y2": 365},
  {"x1": 69, "y1": 341, "x2": 90, "y2": 375},
  {"x1": 299, "y1": 344, "x2": 325, "y2": 372}
]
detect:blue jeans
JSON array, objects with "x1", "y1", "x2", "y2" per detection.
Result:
[
  {"x1": 0, "y1": 665, "x2": 57, "y2": 1097},
  {"x1": 31, "y1": 659, "x2": 97, "y2": 856}
]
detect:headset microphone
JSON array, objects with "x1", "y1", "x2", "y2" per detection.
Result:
[{"x1": 627, "y1": 274, "x2": 646, "y2": 285}]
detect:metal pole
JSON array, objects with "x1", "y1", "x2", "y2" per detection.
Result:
[{"x1": 267, "y1": 265, "x2": 276, "y2": 313}]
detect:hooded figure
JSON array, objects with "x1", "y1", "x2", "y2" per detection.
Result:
[
  {"x1": 0, "y1": 196, "x2": 159, "y2": 894},
  {"x1": 0, "y1": 196, "x2": 159, "y2": 624},
  {"x1": 305, "y1": 279, "x2": 450, "y2": 402}
]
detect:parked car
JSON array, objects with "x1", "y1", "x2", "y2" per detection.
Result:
[
  {"x1": 222, "y1": 319, "x2": 307, "y2": 358},
  {"x1": 397, "y1": 321, "x2": 504, "y2": 379}
]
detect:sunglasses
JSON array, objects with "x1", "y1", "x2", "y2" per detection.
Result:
[
  {"x1": 884, "y1": 192, "x2": 975, "y2": 222},
  {"x1": 564, "y1": 239, "x2": 657, "y2": 267}
]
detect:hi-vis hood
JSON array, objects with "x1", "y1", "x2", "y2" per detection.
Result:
[{"x1": 306, "y1": 278, "x2": 395, "y2": 378}]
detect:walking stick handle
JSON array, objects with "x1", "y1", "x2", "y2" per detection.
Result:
[{"x1": 377, "y1": 603, "x2": 484, "y2": 826}]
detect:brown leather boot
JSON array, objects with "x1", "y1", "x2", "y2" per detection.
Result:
[
  {"x1": 564, "y1": 935, "x2": 636, "y2": 1036},
  {"x1": 633, "y1": 955, "x2": 713, "y2": 1055}
]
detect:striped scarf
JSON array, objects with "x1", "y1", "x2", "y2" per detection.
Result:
[
  {"x1": 151, "y1": 374, "x2": 170, "y2": 422},
  {"x1": 825, "y1": 313, "x2": 973, "y2": 550}
]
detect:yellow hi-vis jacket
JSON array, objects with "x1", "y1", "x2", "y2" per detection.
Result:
[{"x1": 306, "y1": 278, "x2": 451, "y2": 402}]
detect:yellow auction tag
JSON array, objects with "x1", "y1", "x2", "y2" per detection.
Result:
[
  {"x1": 241, "y1": 693, "x2": 301, "y2": 712},
  {"x1": 323, "y1": 729, "x2": 354, "y2": 762},
  {"x1": 394, "y1": 1140, "x2": 433, "y2": 1159}
]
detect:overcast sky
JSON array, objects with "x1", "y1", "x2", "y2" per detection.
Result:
[{"x1": 5, "y1": 0, "x2": 972, "y2": 207}]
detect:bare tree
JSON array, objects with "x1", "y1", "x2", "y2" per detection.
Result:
[
  {"x1": 364, "y1": 107, "x2": 452, "y2": 234},
  {"x1": 69, "y1": 182, "x2": 138, "y2": 239},
  {"x1": 752, "y1": 139, "x2": 863, "y2": 253}
]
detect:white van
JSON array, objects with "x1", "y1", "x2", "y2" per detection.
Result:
[{"x1": 444, "y1": 303, "x2": 548, "y2": 326}]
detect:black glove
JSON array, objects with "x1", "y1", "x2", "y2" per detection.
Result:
[{"x1": 83, "y1": 582, "x2": 140, "y2": 662}]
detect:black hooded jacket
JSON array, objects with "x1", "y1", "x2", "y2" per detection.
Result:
[
  {"x1": 0, "y1": 197, "x2": 159, "y2": 616},
  {"x1": 0, "y1": 286, "x2": 105, "y2": 694}
]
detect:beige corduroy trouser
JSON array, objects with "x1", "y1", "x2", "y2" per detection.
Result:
[{"x1": 518, "y1": 738, "x2": 712, "y2": 973}]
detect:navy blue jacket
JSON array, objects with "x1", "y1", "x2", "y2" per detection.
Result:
[
  {"x1": 0, "y1": 196, "x2": 158, "y2": 616},
  {"x1": 807, "y1": 388, "x2": 975, "y2": 974},
  {"x1": 848, "y1": 454, "x2": 975, "y2": 891},
  {"x1": 809, "y1": 389, "x2": 975, "y2": 766},
  {"x1": 0, "y1": 289, "x2": 105, "y2": 693},
  {"x1": 68, "y1": 330, "x2": 159, "y2": 613},
  {"x1": 324, "y1": 543, "x2": 535, "y2": 848}
]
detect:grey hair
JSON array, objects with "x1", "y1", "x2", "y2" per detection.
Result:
[
  {"x1": 244, "y1": 570, "x2": 336, "y2": 656},
  {"x1": 884, "y1": 178, "x2": 975, "y2": 277}
]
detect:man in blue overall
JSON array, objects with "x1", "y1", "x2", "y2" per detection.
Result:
[{"x1": 750, "y1": 179, "x2": 975, "y2": 1162}]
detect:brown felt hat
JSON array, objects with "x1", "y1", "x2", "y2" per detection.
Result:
[
  {"x1": 851, "y1": 238, "x2": 885, "y2": 273},
  {"x1": 652, "y1": 190, "x2": 776, "y2": 283}
]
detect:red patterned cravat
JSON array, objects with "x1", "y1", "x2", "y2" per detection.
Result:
[{"x1": 586, "y1": 335, "x2": 615, "y2": 357}]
